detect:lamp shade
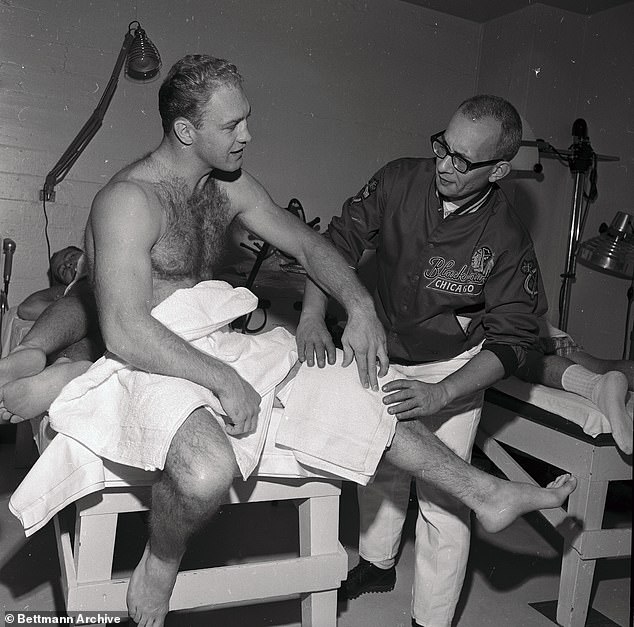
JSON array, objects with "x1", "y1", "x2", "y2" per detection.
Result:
[
  {"x1": 577, "y1": 211, "x2": 634, "y2": 279},
  {"x1": 126, "y1": 24, "x2": 161, "y2": 81}
]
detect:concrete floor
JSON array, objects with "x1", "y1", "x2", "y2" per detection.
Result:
[{"x1": 0, "y1": 430, "x2": 631, "y2": 627}]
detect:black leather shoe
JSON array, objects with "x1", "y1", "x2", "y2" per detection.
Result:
[{"x1": 339, "y1": 557, "x2": 396, "y2": 600}]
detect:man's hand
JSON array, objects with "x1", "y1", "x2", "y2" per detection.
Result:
[
  {"x1": 296, "y1": 312, "x2": 336, "y2": 368},
  {"x1": 341, "y1": 310, "x2": 389, "y2": 391},
  {"x1": 215, "y1": 366, "x2": 262, "y2": 436},
  {"x1": 382, "y1": 379, "x2": 450, "y2": 420}
]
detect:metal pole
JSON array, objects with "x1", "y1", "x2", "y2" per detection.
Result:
[{"x1": 558, "y1": 171, "x2": 586, "y2": 331}]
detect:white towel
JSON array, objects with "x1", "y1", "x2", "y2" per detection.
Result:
[
  {"x1": 10, "y1": 408, "x2": 335, "y2": 537},
  {"x1": 49, "y1": 280, "x2": 297, "y2": 478},
  {"x1": 276, "y1": 350, "x2": 399, "y2": 485}
]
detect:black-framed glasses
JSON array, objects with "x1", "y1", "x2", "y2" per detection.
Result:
[{"x1": 430, "y1": 130, "x2": 503, "y2": 174}]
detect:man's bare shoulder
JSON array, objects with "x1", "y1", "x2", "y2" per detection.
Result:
[
  {"x1": 91, "y1": 154, "x2": 159, "y2": 207},
  {"x1": 212, "y1": 168, "x2": 274, "y2": 216},
  {"x1": 88, "y1": 173, "x2": 164, "y2": 247},
  {"x1": 92, "y1": 172, "x2": 160, "y2": 219}
]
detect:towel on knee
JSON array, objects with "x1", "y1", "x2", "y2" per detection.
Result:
[
  {"x1": 275, "y1": 350, "x2": 399, "y2": 484},
  {"x1": 48, "y1": 281, "x2": 297, "y2": 478}
]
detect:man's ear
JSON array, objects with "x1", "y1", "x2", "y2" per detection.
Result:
[
  {"x1": 488, "y1": 161, "x2": 511, "y2": 183},
  {"x1": 173, "y1": 118, "x2": 194, "y2": 146}
]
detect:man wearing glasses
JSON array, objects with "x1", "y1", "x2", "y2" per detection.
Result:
[{"x1": 297, "y1": 95, "x2": 545, "y2": 627}]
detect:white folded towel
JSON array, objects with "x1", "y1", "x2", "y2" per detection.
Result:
[
  {"x1": 11, "y1": 408, "x2": 330, "y2": 537},
  {"x1": 276, "y1": 350, "x2": 399, "y2": 485},
  {"x1": 49, "y1": 280, "x2": 297, "y2": 478}
]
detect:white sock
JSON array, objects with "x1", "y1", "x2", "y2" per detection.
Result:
[{"x1": 561, "y1": 364, "x2": 602, "y2": 404}]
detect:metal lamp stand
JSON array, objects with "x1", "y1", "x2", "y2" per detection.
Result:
[
  {"x1": 558, "y1": 140, "x2": 595, "y2": 332},
  {"x1": 522, "y1": 123, "x2": 619, "y2": 332}
]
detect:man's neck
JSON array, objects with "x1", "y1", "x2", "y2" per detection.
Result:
[
  {"x1": 437, "y1": 184, "x2": 494, "y2": 217},
  {"x1": 150, "y1": 140, "x2": 212, "y2": 194},
  {"x1": 437, "y1": 184, "x2": 491, "y2": 207}
]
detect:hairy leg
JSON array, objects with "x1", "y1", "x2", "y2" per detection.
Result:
[
  {"x1": 18, "y1": 290, "x2": 97, "y2": 358},
  {"x1": 385, "y1": 420, "x2": 576, "y2": 534},
  {"x1": 515, "y1": 350, "x2": 570, "y2": 387},
  {"x1": 127, "y1": 408, "x2": 238, "y2": 627},
  {"x1": 0, "y1": 287, "x2": 97, "y2": 386},
  {"x1": 0, "y1": 358, "x2": 92, "y2": 423}
]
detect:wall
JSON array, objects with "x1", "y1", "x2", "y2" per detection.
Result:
[
  {"x1": 478, "y1": 2, "x2": 634, "y2": 358},
  {"x1": 0, "y1": 0, "x2": 480, "y2": 305},
  {"x1": 569, "y1": 2, "x2": 634, "y2": 358},
  {"x1": 4, "y1": 1, "x2": 629, "y2": 356}
]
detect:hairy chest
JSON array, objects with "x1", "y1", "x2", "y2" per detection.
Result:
[{"x1": 151, "y1": 179, "x2": 232, "y2": 281}]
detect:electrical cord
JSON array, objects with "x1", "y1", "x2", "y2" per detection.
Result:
[{"x1": 42, "y1": 195, "x2": 53, "y2": 281}]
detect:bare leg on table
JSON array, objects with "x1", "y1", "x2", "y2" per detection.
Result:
[{"x1": 0, "y1": 292, "x2": 101, "y2": 423}]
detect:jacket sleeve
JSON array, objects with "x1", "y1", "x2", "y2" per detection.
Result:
[
  {"x1": 325, "y1": 165, "x2": 390, "y2": 267},
  {"x1": 481, "y1": 242, "x2": 548, "y2": 377}
]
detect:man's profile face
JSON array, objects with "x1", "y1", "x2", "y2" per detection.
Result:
[
  {"x1": 193, "y1": 84, "x2": 252, "y2": 172},
  {"x1": 434, "y1": 112, "x2": 502, "y2": 202}
]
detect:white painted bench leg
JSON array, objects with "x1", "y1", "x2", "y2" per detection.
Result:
[
  {"x1": 74, "y1": 504, "x2": 118, "y2": 585},
  {"x1": 298, "y1": 494, "x2": 340, "y2": 627},
  {"x1": 556, "y1": 476, "x2": 607, "y2": 627}
]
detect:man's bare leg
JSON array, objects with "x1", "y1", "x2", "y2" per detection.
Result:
[
  {"x1": 0, "y1": 291, "x2": 96, "y2": 387},
  {"x1": 0, "y1": 345, "x2": 47, "y2": 388},
  {"x1": 385, "y1": 420, "x2": 576, "y2": 534},
  {"x1": 0, "y1": 289, "x2": 102, "y2": 422},
  {"x1": 127, "y1": 407, "x2": 238, "y2": 627},
  {"x1": 0, "y1": 358, "x2": 92, "y2": 423}
]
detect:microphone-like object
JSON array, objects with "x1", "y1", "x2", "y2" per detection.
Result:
[
  {"x1": 3, "y1": 238, "x2": 16, "y2": 296},
  {"x1": 572, "y1": 118, "x2": 588, "y2": 144},
  {"x1": 570, "y1": 118, "x2": 593, "y2": 174}
]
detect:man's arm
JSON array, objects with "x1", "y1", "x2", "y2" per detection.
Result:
[
  {"x1": 88, "y1": 181, "x2": 260, "y2": 435},
  {"x1": 227, "y1": 170, "x2": 388, "y2": 390},
  {"x1": 17, "y1": 285, "x2": 67, "y2": 320},
  {"x1": 382, "y1": 350, "x2": 505, "y2": 420}
]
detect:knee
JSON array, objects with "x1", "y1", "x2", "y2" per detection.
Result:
[{"x1": 165, "y1": 444, "x2": 237, "y2": 505}]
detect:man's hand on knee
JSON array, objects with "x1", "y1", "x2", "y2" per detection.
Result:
[
  {"x1": 341, "y1": 310, "x2": 389, "y2": 392},
  {"x1": 382, "y1": 379, "x2": 450, "y2": 420}
]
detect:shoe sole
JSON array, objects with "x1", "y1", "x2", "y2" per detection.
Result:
[{"x1": 346, "y1": 582, "x2": 395, "y2": 600}]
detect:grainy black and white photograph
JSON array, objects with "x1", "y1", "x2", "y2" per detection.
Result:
[{"x1": 0, "y1": 1, "x2": 631, "y2": 625}]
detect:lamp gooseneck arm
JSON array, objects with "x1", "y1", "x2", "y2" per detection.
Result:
[{"x1": 42, "y1": 29, "x2": 135, "y2": 201}]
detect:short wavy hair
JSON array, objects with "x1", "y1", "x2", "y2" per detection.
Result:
[
  {"x1": 458, "y1": 95, "x2": 522, "y2": 161},
  {"x1": 158, "y1": 54, "x2": 243, "y2": 134}
]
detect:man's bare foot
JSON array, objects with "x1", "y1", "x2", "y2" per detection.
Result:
[
  {"x1": 592, "y1": 371, "x2": 633, "y2": 455},
  {"x1": 0, "y1": 358, "x2": 91, "y2": 424},
  {"x1": 0, "y1": 346, "x2": 47, "y2": 387},
  {"x1": 127, "y1": 543, "x2": 180, "y2": 627},
  {"x1": 474, "y1": 473, "x2": 577, "y2": 534}
]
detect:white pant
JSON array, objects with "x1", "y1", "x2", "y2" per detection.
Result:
[{"x1": 358, "y1": 347, "x2": 484, "y2": 627}]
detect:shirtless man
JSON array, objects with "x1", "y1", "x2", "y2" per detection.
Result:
[{"x1": 5, "y1": 55, "x2": 575, "y2": 627}]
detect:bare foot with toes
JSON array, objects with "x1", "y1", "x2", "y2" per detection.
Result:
[{"x1": 475, "y1": 473, "x2": 577, "y2": 533}]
